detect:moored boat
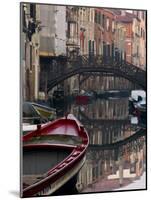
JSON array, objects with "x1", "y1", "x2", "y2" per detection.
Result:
[
  {"x1": 23, "y1": 102, "x2": 50, "y2": 125},
  {"x1": 129, "y1": 90, "x2": 146, "y2": 115},
  {"x1": 128, "y1": 90, "x2": 146, "y2": 127},
  {"x1": 31, "y1": 102, "x2": 56, "y2": 121},
  {"x1": 22, "y1": 114, "x2": 89, "y2": 197},
  {"x1": 23, "y1": 102, "x2": 56, "y2": 135},
  {"x1": 75, "y1": 95, "x2": 90, "y2": 103}
]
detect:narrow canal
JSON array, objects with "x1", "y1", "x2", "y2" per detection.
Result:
[{"x1": 55, "y1": 97, "x2": 146, "y2": 193}]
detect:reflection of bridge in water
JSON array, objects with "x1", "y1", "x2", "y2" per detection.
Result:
[
  {"x1": 78, "y1": 109, "x2": 130, "y2": 125},
  {"x1": 89, "y1": 128, "x2": 145, "y2": 151},
  {"x1": 79, "y1": 95, "x2": 146, "y2": 192},
  {"x1": 77, "y1": 128, "x2": 146, "y2": 192},
  {"x1": 78, "y1": 107, "x2": 134, "y2": 145},
  {"x1": 44, "y1": 55, "x2": 146, "y2": 91}
]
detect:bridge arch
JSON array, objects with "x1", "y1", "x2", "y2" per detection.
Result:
[{"x1": 45, "y1": 56, "x2": 146, "y2": 92}]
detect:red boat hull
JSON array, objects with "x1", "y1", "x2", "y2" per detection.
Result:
[
  {"x1": 75, "y1": 96, "x2": 90, "y2": 104},
  {"x1": 22, "y1": 114, "x2": 89, "y2": 197}
]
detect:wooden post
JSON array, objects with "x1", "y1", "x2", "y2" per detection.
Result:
[
  {"x1": 119, "y1": 155, "x2": 123, "y2": 187},
  {"x1": 79, "y1": 74, "x2": 80, "y2": 92}
]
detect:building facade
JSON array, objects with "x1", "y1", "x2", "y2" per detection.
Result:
[
  {"x1": 132, "y1": 11, "x2": 146, "y2": 69},
  {"x1": 21, "y1": 3, "x2": 40, "y2": 101},
  {"x1": 39, "y1": 5, "x2": 67, "y2": 99},
  {"x1": 22, "y1": 5, "x2": 146, "y2": 101},
  {"x1": 114, "y1": 10, "x2": 146, "y2": 68}
]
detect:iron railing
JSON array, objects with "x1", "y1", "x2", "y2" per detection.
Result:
[{"x1": 45, "y1": 55, "x2": 146, "y2": 91}]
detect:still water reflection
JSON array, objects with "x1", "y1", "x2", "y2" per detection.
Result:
[{"x1": 56, "y1": 97, "x2": 146, "y2": 192}]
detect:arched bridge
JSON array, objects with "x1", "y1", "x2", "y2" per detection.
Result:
[{"x1": 47, "y1": 55, "x2": 146, "y2": 92}]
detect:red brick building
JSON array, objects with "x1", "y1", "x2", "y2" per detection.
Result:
[
  {"x1": 94, "y1": 8, "x2": 115, "y2": 58},
  {"x1": 115, "y1": 12, "x2": 133, "y2": 63},
  {"x1": 102, "y1": 9, "x2": 115, "y2": 58},
  {"x1": 114, "y1": 10, "x2": 146, "y2": 68}
]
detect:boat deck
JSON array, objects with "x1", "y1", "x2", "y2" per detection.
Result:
[
  {"x1": 23, "y1": 148, "x2": 71, "y2": 187},
  {"x1": 23, "y1": 134, "x2": 82, "y2": 146},
  {"x1": 42, "y1": 123, "x2": 79, "y2": 137},
  {"x1": 22, "y1": 115, "x2": 89, "y2": 196}
]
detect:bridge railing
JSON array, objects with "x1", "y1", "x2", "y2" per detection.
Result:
[
  {"x1": 70, "y1": 55, "x2": 146, "y2": 79},
  {"x1": 50, "y1": 55, "x2": 145, "y2": 77},
  {"x1": 46, "y1": 55, "x2": 146, "y2": 90},
  {"x1": 65, "y1": 55, "x2": 145, "y2": 71}
]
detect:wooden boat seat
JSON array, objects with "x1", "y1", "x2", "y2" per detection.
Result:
[{"x1": 24, "y1": 135, "x2": 82, "y2": 146}]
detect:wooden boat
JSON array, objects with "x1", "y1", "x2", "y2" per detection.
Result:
[
  {"x1": 129, "y1": 90, "x2": 146, "y2": 115},
  {"x1": 31, "y1": 102, "x2": 56, "y2": 121},
  {"x1": 75, "y1": 91, "x2": 96, "y2": 104},
  {"x1": 23, "y1": 102, "x2": 56, "y2": 135},
  {"x1": 23, "y1": 102, "x2": 49, "y2": 126},
  {"x1": 22, "y1": 114, "x2": 89, "y2": 197},
  {"x1": 23, "y1": 123, "x2": 50, "y2": 135},
  {"x1": 75, "y1": 94, "x2": 91, "y2": 104}
]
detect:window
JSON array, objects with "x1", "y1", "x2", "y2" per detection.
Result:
[
  {"x1": 136, "y1": 11, "x2": 139, "y2": 18},
  {"x1": 30, "y1": 45, "x2": 32, "y2": 71},
  {"x1": 107, "y1": 44, "x2": 110, "y2": 56},
  {"x1": 91, "y1": 10, "x2": 94, "y2": 22},
  {"x1": 88, "y1": 40, "x2": 91, "y2": 54},
  {"x1": 95, "y1": 11, "x2": 97, "y2": 23},
  {"x1": 67, "y1": 23, "x2": 70, "y2": 38},
  {"x1": 106, "y1": 18, "x2": 110, "y2": 31},
  {"x1": 143, "y1": 30, "x2": 145, "y2": 40},
  {"x1": 88, "y1": 40, "x2": 94, "y2": 55},
  {"x1": 70, "y1": 23, "x2": 74, "y2": 38},
  {"x1": 30, "y1": 4, "x2": 36, "y2": 20},
  {"x1": 112, "y1": 21, "x2": 115, "y2": 32},
  {"x1": 141, "y1": 28, "x2": 143, "y2": 37},
  {"x1": 142, "y1": 11, "x2": 145, "y2": 20},
  {"x1": 100, "y1": 13, "x2": 102, "y2": 26},
  {"x1": 136, "y1": 25, "x2": 139, "y2": 35},
  {"x1": 98, "y1": 13, "x2": 100, "y2": 24},
  {"x1": 88, "y1": 10, "x2": 90, "y2": 22},
  {"x1": 137, "y1": 46, "x2": 139, "y2": 57},
  {"x1": 22, "y1": 5, "x2": 26, "y2": 33},
  {"x1": 102, "y1": 14, "x2": 105, "y2": 28}
]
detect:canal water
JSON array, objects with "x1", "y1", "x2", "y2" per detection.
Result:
[{"x1": 55, "y1": 97, "x2": 146, "y2": 193}]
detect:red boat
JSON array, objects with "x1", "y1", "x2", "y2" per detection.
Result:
[
  {"x1": 22, "y1": 114, "x2": 89, "y2": 197},
  {"x1": 75, "y1": 96, "x2": 90, "y2": 105}
]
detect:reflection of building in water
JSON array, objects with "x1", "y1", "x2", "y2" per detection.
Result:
[
  {"x1": 81, "y1": 75, "x2": 137, "y2": 91},
  {"x1": 69, "y1": 103, "x2": 80, "y2": 117},
  {"x1": 79, "y1": 98, "x2": 129, "y2": 120},
  {"x1": 77, "y1": 98, "x2": 136, "y2": 145},
  {"x1": 68, "y1": 98, "x2": 139, "y2": 146},
  {"x1": 77, "y1": 136, "x2": 146, "y2": 192},
  {"x1": 67, "y1": 97, "x2": 146, "y2": 191},
  {"x1": 86, "y1": 122, "x2": 137, "y2": 145}
]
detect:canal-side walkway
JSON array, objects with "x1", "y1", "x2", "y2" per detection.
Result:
[
  {"x1": 81, "y1": 178, "x2": 132, "y2": 193},
  {"x1": 115, "y1": 171, "x2": 146, "y2": 191},
  {"x1": 81, "y1": 171, "x2": 146, "y2": 193}
]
